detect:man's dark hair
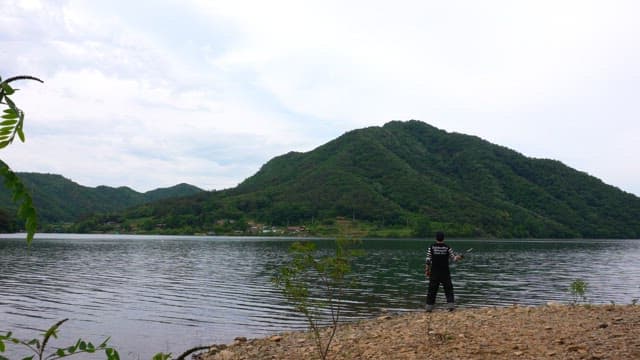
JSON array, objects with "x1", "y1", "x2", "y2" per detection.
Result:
[{"x1": 436, "y1": 231, "x2": 444, "y2": 241}]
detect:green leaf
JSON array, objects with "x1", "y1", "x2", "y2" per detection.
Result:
[
  {"x1": 0, "y1": 83, "x2": 15, "y2": 95},
  {"x1": 0, "y1": 340, "x2": 4, "y2": 352},
  {"x1": 1, "y1": 114, "x2": 18, "y2": 121},
  {"x1": 20, "y1": 357, "x2": 34, "y2": 360},
  {"x1": 17, "y1": 127, "x2": 25, "y2": 142},
  {"x1": 98, "y1": 337, "x2": 111, "y2": 349},
  {"x1": 105, "y1": 348, "x2": 121, "y2": 360},
  {"x1": 2, "y1": 93, "x2": 16, "y2": 109},
  {"x1": 56, "y1": 348, "x2": 65, "y2": 356},
  {"x1": 152, "y1": 353, "x2": 172, "y2": 360}
]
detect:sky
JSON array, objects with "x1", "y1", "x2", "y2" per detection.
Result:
[{"x1": 1, "y1": 0, "x2": 639, "y2": 196}]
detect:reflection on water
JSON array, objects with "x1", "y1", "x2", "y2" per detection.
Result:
[{"x1": 1, "y1": 234, "x2": 639, "y2": 358}]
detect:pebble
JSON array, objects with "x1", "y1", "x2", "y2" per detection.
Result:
[{"x1": 215, "y1": 350, "x2": 234, "y2": 360}]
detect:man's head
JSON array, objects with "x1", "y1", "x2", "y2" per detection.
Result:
[{"x1": 436, "y1": 231, "x2": 444, "y2": 242}]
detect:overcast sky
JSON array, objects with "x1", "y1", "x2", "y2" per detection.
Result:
[{"x1": 2, "y1": 0, "x2": 639, "y2": 196}]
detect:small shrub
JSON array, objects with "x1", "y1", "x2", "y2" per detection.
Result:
[
  {"x1": 273, "y1": 225, "x2": 363, "y2": 360},
  {"x1": 569, "y1": 279, "x2": 588, "y2": 305}
]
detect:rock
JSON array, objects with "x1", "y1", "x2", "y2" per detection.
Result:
[
  {"x1": 207, "y1": 344, "x2": 225, "y2": 354},
  {"x1": 567, "y1": 344, "x2": 587, "y2": 352},
  {"x1": 234, "y1": 336, "x2": 247, "y2": 343},
  {"x1": 514, "y1": 351, "x2": 524, "y2": 356},
  {"x1": 270, "y1": 335, "x2": 283, "y2": 342},
  {"x1": 377, "y1": 315, "x2": 392, "y2": 321},
  {"x1": 598, "y1": 323, "x2": 608, "y2": 329},
  {"x1": 216, "y1": 350, "x2": 234, "y2": 360}
]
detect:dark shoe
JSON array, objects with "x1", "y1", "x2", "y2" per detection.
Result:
[{"x1": 447, "y1": 303, "x2": 455, "y2": 311}]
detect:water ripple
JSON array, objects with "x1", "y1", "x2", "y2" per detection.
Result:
[{"x1": 1, "y1": 235, "x2": 639, "y2": 359}]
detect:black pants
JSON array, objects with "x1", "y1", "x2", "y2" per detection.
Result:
[{"x1": 426, "y1": 271, "x2": 454, "y2": 305}]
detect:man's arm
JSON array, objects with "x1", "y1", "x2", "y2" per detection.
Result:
[
  {"x1": 425, "y1": 246, "x2": 432, "y2": 277},
  {"x1": 449, "y1": 246, "x2": 463, "y2": 261}
]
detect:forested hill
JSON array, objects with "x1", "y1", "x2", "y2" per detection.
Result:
[
  {"x1": 223, "y1": 120, "x2": 639, "y2": 238},
  {"x1": 101, "y1": 120, "x2": 640, "y2": 238},
  {"x1": 0, "y1": 173, "x2": 203, "y2": 224}
]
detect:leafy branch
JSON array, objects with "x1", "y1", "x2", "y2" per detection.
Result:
[
  {"x1": 0, "y1": 75, "x2": 43, "y2": 149},
  {"x1": 0, "y1": 161, "x2": 37, "y2": 242},
  {"x1": 0, "y1": 319, "x2": 120, "y2": 360},
  {"x1": 0, "y1": 74, "x2": 43, "y2": 244}
]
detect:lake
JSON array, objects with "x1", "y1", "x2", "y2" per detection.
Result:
[{"x1": 1, "y1": 234, "x2": 639, "y2": 359}]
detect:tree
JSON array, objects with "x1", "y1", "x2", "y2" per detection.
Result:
[
  {"x1": 0, "y1": 74, "x2": 43, "y2": 244},
  {"x1": 412, "y1": 216, "x2": 432, "y2": 238}
]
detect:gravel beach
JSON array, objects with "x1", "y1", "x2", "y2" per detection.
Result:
[{"x1": 198, "y1": 304, "x2": 640, "y2": 360}]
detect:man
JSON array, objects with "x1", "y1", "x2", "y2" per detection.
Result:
[{"x1": 425, "y1": 231, "x2": 462, "y2": 312}]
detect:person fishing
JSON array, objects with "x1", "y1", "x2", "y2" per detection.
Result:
[{"x1": 424, "y1": 231, "x2": 462, "y2": 312}]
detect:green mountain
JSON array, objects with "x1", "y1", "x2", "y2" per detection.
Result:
[
  {"x1": 118, "y1": 120, "x2": 639, "y2": 238},
  {"x1": 0, "y1": 173, "x2": 204, "y2": 225},
  {"x1": 9, "y1": 120, "x2": 640, "y2": 238},
  {"x1": 219, "y1": 120, "x2": 640, "y2": 238}
]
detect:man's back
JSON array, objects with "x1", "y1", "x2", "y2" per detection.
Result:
[{"x1": 428, "y1": 242, "x2": 452, "y2": 272}]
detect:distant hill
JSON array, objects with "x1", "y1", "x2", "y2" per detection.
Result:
[
  {"x1": 0, "y1": 173, "x2": 204, "y2": 224},
  {"x1": 13, "y1": 120, "x2": 640, "y2": 238}
]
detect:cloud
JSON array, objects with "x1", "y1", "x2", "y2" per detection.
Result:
[{"x1": 1, "y1": 0, "x2": 639, "y2": 195}]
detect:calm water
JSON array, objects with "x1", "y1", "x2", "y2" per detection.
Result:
[{"x1": 1, "y1": 234, "x2": 639, "y2": 358}]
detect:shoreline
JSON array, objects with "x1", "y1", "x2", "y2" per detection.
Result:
[{"x1": 198, "y1": 304, "x2": 640, "y2": 359}]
